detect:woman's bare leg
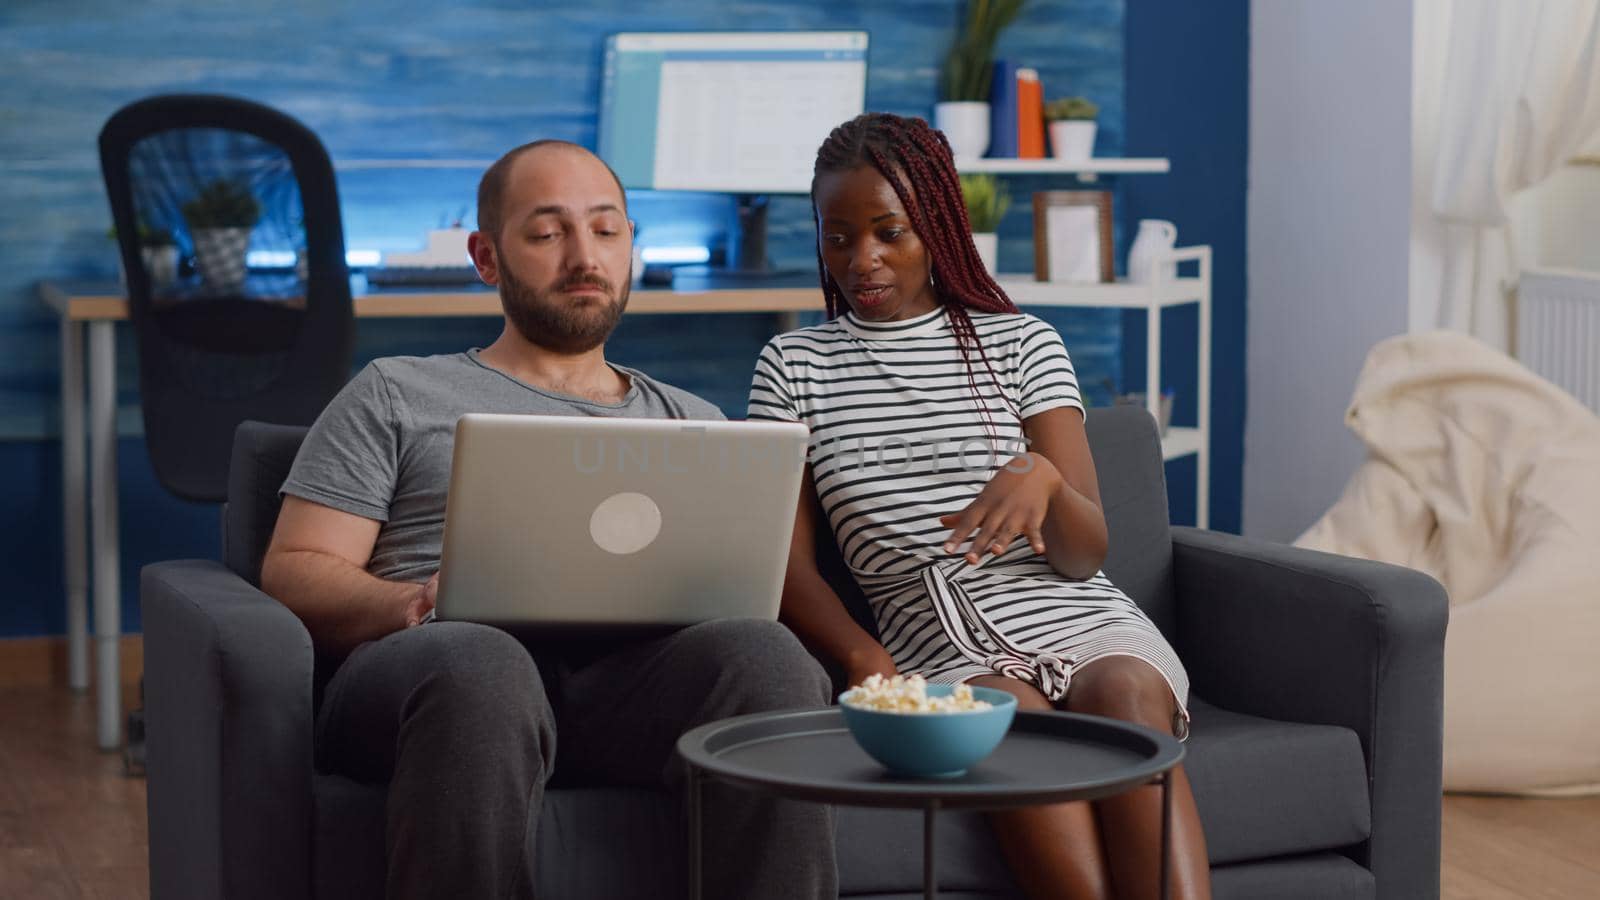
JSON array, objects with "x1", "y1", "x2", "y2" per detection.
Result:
[
  {"x1": 1065, "y1": 657, "x2": 1211, "y2": 900},
  {"x1": 969, "y1": 675, "x2": 1113, "y2": 900}
]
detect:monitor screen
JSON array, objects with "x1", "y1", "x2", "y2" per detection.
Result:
[{"x1": 599, "y1": 31, "x2": 869, "y2": 195}]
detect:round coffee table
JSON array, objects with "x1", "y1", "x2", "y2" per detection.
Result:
[{"x1": 677, "y1": 707, "x2": 1185, "y2": 900}]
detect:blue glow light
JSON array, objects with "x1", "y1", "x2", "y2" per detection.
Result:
[{"x1": 640, "y1": 245, "x2": 711, "y2": 264}]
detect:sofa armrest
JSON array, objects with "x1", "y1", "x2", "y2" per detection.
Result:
[
  {"x1": 1171, "y1": 527, "x2": 1448, "y2": 900},
  {"x1": 142, "y1": 560, "x2": 315, "y2": 900}
]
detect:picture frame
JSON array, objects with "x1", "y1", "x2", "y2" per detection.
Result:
[{"x1": 1032, "y1": 191, "x2": 1114, "y2": 283}]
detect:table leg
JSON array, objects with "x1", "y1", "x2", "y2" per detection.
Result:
[
  {"x1": 88, "y1": 321, "x2": 121, "y2": 751},
  {"x1": 1160, "y1": 771, "x2": 1173, "y2": 900},
  {"x1": 59, "y1": 318, "x2": 89, "y2": 692},
  {"x1": 687, "y1": 766, "x2": 703, "y2": 900},
  {"x1": 923, "y1": 801, "x2": 940, "y2": 900}
]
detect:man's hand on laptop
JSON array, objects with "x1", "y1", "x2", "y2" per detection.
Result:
[{"x1": 404, "y1": 573, "x2": 439, "y2": 628}]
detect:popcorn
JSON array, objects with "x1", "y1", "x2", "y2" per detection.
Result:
[{"x1": 840, "y1": 673, "x2": 993, "y2": 713}]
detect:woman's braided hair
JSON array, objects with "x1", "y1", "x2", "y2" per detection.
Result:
[{"x1": 812, "y1": 112, "x2": 1022, "y2": 431}]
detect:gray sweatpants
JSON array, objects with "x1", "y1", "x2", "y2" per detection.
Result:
[{"x1": 315, "y1": 617, "x2": 838, "y2": 900}]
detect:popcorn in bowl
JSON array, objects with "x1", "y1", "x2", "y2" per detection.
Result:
[
  {"x1": 837, "y1": 674, "x2": 1016, "y2": 776},
  {"x1": 840, "y1": 673, "x2": 993, "y2": 714}
]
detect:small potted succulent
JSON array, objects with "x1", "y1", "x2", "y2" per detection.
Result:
[
  {"x1": 959, "y1": 173, "x2": 1010, "y2": 275},
  {"x1": 935, "y1": 0, "x2": 1026, "y2": 161},
  {"x1": 181, "y1": 178, "x2": 261, "y2": 292},
  {"x1": 1044, "y1": 96, "x2": 1099, "y2": 162},
  {"x1": 110, "y1": 221, "x2": 179, "y2": 289}
]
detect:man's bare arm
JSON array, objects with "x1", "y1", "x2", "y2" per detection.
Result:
[{"x1": 260, "y1": 495, "x2": 435, "y2": 657}]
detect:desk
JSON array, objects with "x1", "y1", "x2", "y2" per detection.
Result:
[{"x1": 38, "y1": 278, "x2": 822, "y2": 751}]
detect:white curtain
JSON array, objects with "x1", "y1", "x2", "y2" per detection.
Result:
[{"x1": 1422, "y1": 0, "x2": 1600, "y2": 351}]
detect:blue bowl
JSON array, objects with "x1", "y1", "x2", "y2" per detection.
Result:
[{"x1": 838, "y1": 684, "x2": 1018, "y2": 777}]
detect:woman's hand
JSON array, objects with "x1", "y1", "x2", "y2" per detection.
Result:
[
  {"x1": 844, "y1": 645, "x2": 899, "y2": 688},
  {"x1": 940, "y1": 452, "x2": 1065, "y2": 565}
]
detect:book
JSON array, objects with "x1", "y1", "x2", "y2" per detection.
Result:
[
  {"x1": 1017, "y1": 68, "x2": 1045, "y2": 158},
  {"x1": 987, "y1": 59, "x2": 1020, "y2": 158}
]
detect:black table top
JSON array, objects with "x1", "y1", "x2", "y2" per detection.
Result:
[{"x1": 676, "y1": 707, "x2": 1183, "y2": 811}]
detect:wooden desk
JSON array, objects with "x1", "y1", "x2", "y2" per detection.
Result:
[{"x1": 38, "y1": 278, "x2": 822, "y2": 750}]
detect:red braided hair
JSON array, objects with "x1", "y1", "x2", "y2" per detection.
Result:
[{"x1": 812, "y1": 112, "x2": 1022, "y2": 432}]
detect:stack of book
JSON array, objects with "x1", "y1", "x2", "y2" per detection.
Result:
[{"x1": 988, "y1": 61, "x2": 1047, "y2": 159}]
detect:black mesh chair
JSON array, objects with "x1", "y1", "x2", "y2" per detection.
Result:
[{"x1": 99, "y1": 94, "x2": 354, "y2": 503}]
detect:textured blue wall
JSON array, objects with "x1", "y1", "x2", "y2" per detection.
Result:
[
  {"x1": 1124, "y1": 0, "x2": 1248, "y2": 533},
  {"x1": 1, "y1": 0, "x2": 1148, "y2": 637}
]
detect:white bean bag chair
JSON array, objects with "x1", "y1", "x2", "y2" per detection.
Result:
[{"x1": 1296, "y1": 331, "x2": 1600, "y2": 795}]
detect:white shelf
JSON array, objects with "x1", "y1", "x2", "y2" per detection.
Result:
[
  {"x1": 995, "y1": 275, "x2": 1204, "y2": 309},
  {"x1": 1160, "y1": 427, "x2": 1204, "y2": 461},
  {"x1": 333, "y1": 158, "x2": 1173, "y2": 176},
  {"x1": 991, "y1": 245, "x2": 1213, "y2": 528},
  {"x1": 955, "y1": 158, "x2": 1169, "y2": 175}
]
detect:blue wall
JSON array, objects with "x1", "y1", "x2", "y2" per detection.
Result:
[
  {"x1": 1123, "y1": 0, "x2": 1248, "y2": 533},
  {"x1": 0, "y1": 0, "x2": 1245, "y2": 638}
]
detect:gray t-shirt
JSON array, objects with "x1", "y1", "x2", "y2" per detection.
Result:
[{"x1": 281, "y1": 350, "x2": 724, "y2": 582}]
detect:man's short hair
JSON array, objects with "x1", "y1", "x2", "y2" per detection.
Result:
[{"x1": 475, "y1": 140, "x2": 629, "y2": 239}]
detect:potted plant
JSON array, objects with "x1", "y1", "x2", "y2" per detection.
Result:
[
  {"x1": 935, "y1": 0, "x2": 1026, "y2": 161},
  {"x1": 1044, "y1": 96, "x2": 1099, "y2": 161},
  {"x1": 110, "y1": 222, "x2": 180, "y2": 289},
  {"x1": 181, "y1": 178, "x2": 261, "y2": 292},
  {"x1": 959, "y1": 173, "x2": 1010, "y2": 275}
]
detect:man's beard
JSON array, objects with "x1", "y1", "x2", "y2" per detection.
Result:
[{"x1": 498, "y1": 259, "x2": 630, "y2": 354}]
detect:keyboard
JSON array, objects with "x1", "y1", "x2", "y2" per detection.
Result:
[{"x1": 365, "y1": 266, "x2": 482, "y2": 287}]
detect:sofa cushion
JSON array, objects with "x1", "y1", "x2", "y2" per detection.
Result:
[
  {"x1": 315, "y1": 780, "x2": 689, "y2": 900},
  {"x1": 313, "y1": 698, "x2": 1371, "y2": 898},
  {"x1": 1210, "y1": 852, "x2": 1375, "y2": 900},
  {"x1": 311, "y1": 776, "x2": 1018, "y2": 899},
  {"x1": 1185, "y1": 697, "x2": 1371, "y2": 865}
]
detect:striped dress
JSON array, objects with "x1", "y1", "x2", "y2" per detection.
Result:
[{"x1": 748, "y1": 305, "x2": 1189, "y2": 736}]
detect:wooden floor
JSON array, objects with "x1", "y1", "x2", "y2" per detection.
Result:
[{"x1": 1, "y1": 684, "x2": 1596, "y2": 899}]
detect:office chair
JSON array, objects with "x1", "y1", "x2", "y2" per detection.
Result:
[
  {"x1": 99, "y1": 93, "x2": 354, "y2": 504},
  {"x1": 100, "y1": 94, "x2": 355, "y2": 772}
]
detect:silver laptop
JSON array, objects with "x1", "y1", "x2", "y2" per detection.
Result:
[{"x1": 435, "y1": 413, "x2": 809, "y2": 631}]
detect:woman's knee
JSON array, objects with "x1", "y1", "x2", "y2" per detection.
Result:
[
  {"x1": 969, "y1": 675, "x2": 1054, "y2": 712},
  {"x1": 1065, "y1": 656, "x2": 1174, "y2": 727}
]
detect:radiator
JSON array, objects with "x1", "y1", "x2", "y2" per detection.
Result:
[{"x1": 1517, "y1": 268, "x2": 1600, "y2": 413}]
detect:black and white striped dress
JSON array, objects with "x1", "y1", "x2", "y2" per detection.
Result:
[{"x1": 748, "y1": 305, "x2": 1189, "y2": 735}]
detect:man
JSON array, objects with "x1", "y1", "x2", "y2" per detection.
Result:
[{"x1": 260, "y1": 140, "x2": 837, "y2": 900}]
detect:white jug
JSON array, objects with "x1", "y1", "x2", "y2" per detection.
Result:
[{"x1": 1127, "y1": 219, "x2": 1177, "y2": 283}]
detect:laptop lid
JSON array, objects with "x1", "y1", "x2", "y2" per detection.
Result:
[{"x1": 435, "y1": 413, "x2": 809, "y2": 631}]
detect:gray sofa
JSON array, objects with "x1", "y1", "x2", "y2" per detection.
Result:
[{"x1": 142, "y1": 406, "x2": 1447, "y2": 899}]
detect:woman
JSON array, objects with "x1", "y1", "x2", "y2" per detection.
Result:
[{"x1": 747, "y1": 112, "x2": 1211, "y2": 900}]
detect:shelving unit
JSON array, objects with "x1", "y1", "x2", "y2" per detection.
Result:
[
  {"x1": 948, "y1": 154, "x2": 1208, "y2": 526},
  {"x1": 954, "y1": 157, "x2": 1170, "y2": 176},
  {"x1": 994, "y1": 249, "x2": 1211, "y2": 528}
]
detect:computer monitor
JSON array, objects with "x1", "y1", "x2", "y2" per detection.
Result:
[{"x1": 599, "y1": 31, "x2": 869, "y2": 273}]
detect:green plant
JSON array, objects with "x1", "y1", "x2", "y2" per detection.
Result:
[
  {"x1": 181, "y1": 178, "x2": 261, "y2": 229},
  {"x1": 940, "y1": 0, "x2": 1026, "y2": 102},
  {"x1": 960, "y1": 174, "x2": 1010, "y2": 233},
  {"x1": 1044, "y1": 96, "x2": 1099, "y2": 122},
  {"x1": 107, "y1": 221, "x2": 176, "y2": 246}
]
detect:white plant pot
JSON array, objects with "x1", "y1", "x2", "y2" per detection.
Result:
[
  {"x1": 935, "y1": 101, "x2": 992, "y2": 162},
  {"x1": 971, "y1": 232, "x2": 999, "y2": 276},
  {"x1": 142, "y1": 245, "x2": 179, "y2": 289},
  {"x1": 192, "y1": 227, "x2": 252, "y2": 293},
  {"x1": 1049, "y1": 120, "x2": 1098, "y2": 161},
  {"x1": 117, "y1": 245, "x2": 180, "y2": 290}
]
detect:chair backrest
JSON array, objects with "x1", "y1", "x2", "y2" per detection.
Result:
[
  {"x1": 100, "y1": 94, "x2": 354, "y2": 503},
  {"x1": 229, "y1": 408, "x2": 1179, "y2": 636},
  {"x1": 814, "y1": 404, "x2": 1178, "y2": 640},
  {"x1": 224, "y1": 421, "x2": 310, "y2": 586}
]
